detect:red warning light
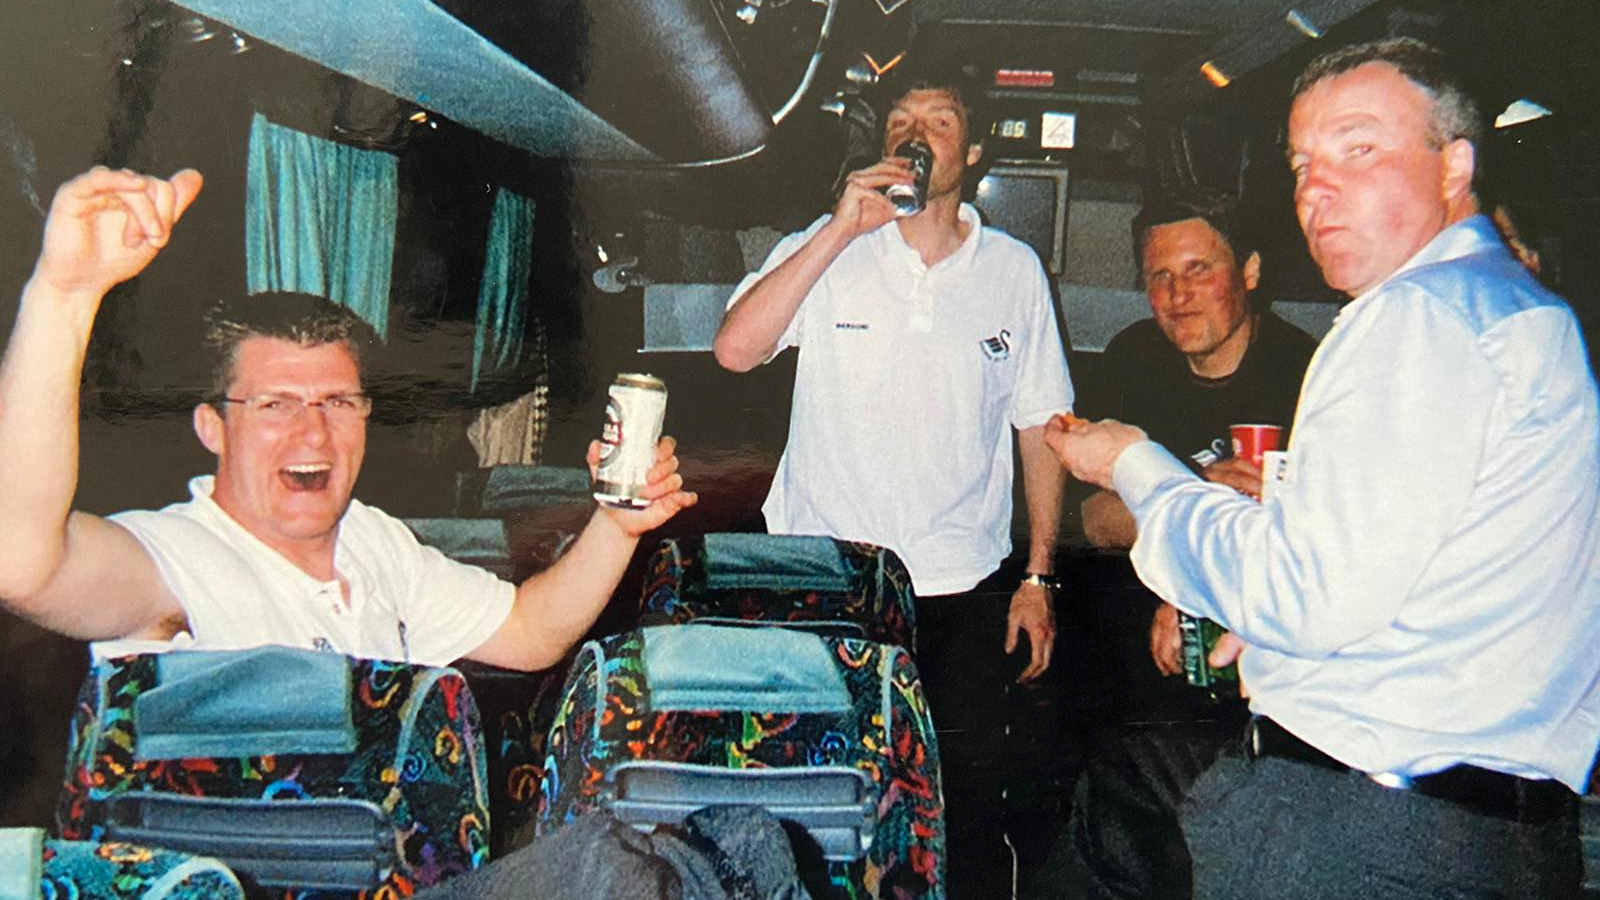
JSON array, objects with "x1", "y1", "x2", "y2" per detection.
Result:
[{"x1": 994, "y1": 68, "x2": 1055, "y2": 88}]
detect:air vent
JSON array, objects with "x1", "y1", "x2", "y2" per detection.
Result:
[{"x1": 1076, "y1": 69, "x2": 1139, "y2": 85}]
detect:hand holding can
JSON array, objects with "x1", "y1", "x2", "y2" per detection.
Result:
[
  {"x1": 883, "y1": 140, "x2": 933, "y2": 217},
  {"x1": 594, "y1": 374, "x2": 668, "y2": 509},
  {"x1": 1179, "y1": 612, "x2": 1239, "y2": 693}
]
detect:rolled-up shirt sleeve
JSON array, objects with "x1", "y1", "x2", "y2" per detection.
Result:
[{"x1": 1118, "y1": 288, "x2": 1496, "y2": 659}]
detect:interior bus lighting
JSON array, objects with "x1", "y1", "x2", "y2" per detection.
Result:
[{"x1": 1200, "y1": 61, "x2": 1231, "y2": 88}]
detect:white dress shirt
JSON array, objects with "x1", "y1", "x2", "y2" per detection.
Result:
[{"x1": 1114, "y1": 216, "x2": 1600, "y2": 790}]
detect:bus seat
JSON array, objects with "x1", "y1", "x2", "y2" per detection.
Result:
[
  {"x1": 640, "y1": 533, "x2": 918, "y2": 651},
  {"x1": 539, "y1": 624, "x2": 945, "y2": 900},
  {"x1": 56, "y1": 647, "x2": 490, "y2": 897}
]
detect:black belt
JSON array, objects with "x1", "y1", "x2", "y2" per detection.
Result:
[{"x1": 1245, "y1": 716, "x2": 1574, "y2": 824}]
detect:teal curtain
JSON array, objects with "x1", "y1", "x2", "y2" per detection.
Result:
[
  {"x1": 472, "y1": 188, "x2": 537, "y2": 392},
  {"x1": 245, "y1": 113, "x2": 398, "y2": 339}
]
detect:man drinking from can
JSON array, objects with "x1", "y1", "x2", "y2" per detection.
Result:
[{"x1": 712, "y1": 64, "x2": 1074, "y2": 895}]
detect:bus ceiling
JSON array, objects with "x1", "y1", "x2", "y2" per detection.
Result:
[{"x1": 166, "y1": 0, "x2": 1595, "y2": 189}]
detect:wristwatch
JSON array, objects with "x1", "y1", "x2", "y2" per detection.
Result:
[{"x1": 1020, "y1": 572, "x2": 1062, "y2": 591}]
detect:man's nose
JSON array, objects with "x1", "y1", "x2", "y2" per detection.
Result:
[
  {"x1": 292, "y1": 404, "x2": 333, "y2": 443},
  {"x1": 1294, "y1": 159, "x2": 1336, "y2": 209},
  {"x1": 1169, "y1": 274, "x2": 1200, "y2": 307}
]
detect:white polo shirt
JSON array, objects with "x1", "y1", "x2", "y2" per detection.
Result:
[
  {"x1": 731, "y1": 205, "x2": 1073, "y2": 595},
  {"x1": 95, "y1": 476, "x2": 514, "y2": 665}
]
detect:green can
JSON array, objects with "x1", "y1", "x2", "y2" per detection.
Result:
[{"x1": 1178, "y1": 612, "x2": 1238, "y2": 688}]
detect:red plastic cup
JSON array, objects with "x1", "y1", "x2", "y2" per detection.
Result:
[{"x1": 1230, "y1": 424, "x2": 1283, "y2": 467}]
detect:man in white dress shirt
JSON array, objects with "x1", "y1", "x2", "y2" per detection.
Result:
[{"x1": 1048, "y1": 38, "x2": 1598, "y2": 898}]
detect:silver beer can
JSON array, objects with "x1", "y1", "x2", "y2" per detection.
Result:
[{"x1": 594, "y1": 373, "x2": 668, "y2": 509}]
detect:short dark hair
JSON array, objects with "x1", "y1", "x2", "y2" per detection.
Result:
[
  {"x1": 1292, "y1": 38, "x2": 1485, "y2": 154},
  {"x1": 1132, "y1": 194, "x2": 1255, "y2": 264},
  {"x1": 872, "y1": 63, "x2": 991, "y2": 149},
  {"x1": 203, "y1": 292, "x2": 375, "y2": 400}
]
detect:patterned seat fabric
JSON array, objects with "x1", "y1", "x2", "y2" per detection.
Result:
[
  {"x1": 537, "y1": 627, "x2": 945, "y2": 900},
  {"x1": 452, "y1": 661, "x2": 568, "y2": 856},
  {"x1": 41, "y1": 838, "x2": 244, "y2": 900},
  {"x1": 640, "y1": 534, "x2": 918, "y2": 651},
  {"x1": 57, "y1": 652, "x2": 490, "y2": 899}
]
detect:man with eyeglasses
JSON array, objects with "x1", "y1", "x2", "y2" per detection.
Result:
[{"x1": 0, "y1": 166, "x2": 698, "y2": 670}]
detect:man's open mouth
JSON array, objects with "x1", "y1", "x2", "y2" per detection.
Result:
[{"x1": 281, "y1": 463, "x2": 332, "y2": 491}]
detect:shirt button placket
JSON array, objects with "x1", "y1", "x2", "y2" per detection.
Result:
[{"x1": 319, "y1": 583, "x2": 343, "y2": 616}]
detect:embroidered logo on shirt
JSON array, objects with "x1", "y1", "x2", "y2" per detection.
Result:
[
  {"x1": 835, "y1": 321, "x2": 870, "y2": 331},
  {"x1": 1191, "y1": 438, "x2": 1228, "y2": 469},
  {"x1": 979, "y1": 330, "x2": 1012, "y2": 361},
  {"x1": 312, "y1": 637, "x2": 335, "y2": 653}
]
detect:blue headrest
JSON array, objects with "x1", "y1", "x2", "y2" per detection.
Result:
[
  {"x1": 641, "y1": 625, "x2": 850, "y2": 715},
  {"x1": 701, "y1": 533, "x2": 853, "y2": 594},
  {"x1": 133, "y1": 647, "x2": 356, "y2": 760},
  {"x1": 0, "y1": 827, "x2": 42, "y2": 900}
]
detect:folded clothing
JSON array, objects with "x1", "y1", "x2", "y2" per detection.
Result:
[{"x1": 410, "y1": 806, "x2": 812, "y2": 900}]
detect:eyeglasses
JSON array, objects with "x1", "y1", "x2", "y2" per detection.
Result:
[
  {"x1": 1146, "y1": 259, "x2": 1219, "y2": 295},
  {"x1": 219, "y1": 392, "x2": 372, "y2": 423}
]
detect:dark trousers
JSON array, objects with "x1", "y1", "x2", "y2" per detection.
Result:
[
  {"x1": 1025, "y1": 717, "x2": 1244, "y2": 900},
  {"x1": 1180, "y1": 753, "x2": 1582, "y2": 900},
  {"x1": 916, "y1": 565, "x2": 1028, "y2": 762},
  {"x1": 918, "y1": 563, "x2": 1062, "y2": 897}
]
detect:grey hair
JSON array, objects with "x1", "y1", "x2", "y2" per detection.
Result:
[{"x1": 1293, "y1": 37, "x2": 1484, "y2": 153}]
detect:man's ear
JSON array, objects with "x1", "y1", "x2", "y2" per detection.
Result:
[
  {"x1": 1441, "y1": 138, "x2": 1475, "y2": 205},
  {"x1": 194, "y1": 403, "x2": 225, "y2": 456},
  {"x1": 966, "y1": 141, "x2": 983, "y2": 168},
  {"x1": 1242, "y1": 251, "x2": 1262, "y2": 292}
]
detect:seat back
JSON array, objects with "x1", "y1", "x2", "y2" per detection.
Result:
[
  {"x1": 538, "y1": 624, "x2": 945, "y2": 900},
  {"x1": 640, "y1": 533, "x2": 918, "y2": 650},
  {"x1": 39, "y1": 835, "x2": 245, "y2": 900},
  {"x1": 57, "y1": 648, "x2": 490, "y2": 897}
]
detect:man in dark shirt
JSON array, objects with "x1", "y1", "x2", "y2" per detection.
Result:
[
  {"x1": 1095, "y1": 309, "x2": 1313, "y2": 474},
  {"x1": 1080, "y1": 196, "x2": 1317, "y2": 551},
  {"x1": 1034, "y1": 197, "x2": 1316, "y2": 900},
  {"x1": 1082, "y1": 195, "x2": 1317, "y2": 680}
]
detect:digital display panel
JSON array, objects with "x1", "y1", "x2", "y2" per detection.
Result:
[{"x1": 1040, "y1": 111, "x2": 1076, "y2": 149}]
